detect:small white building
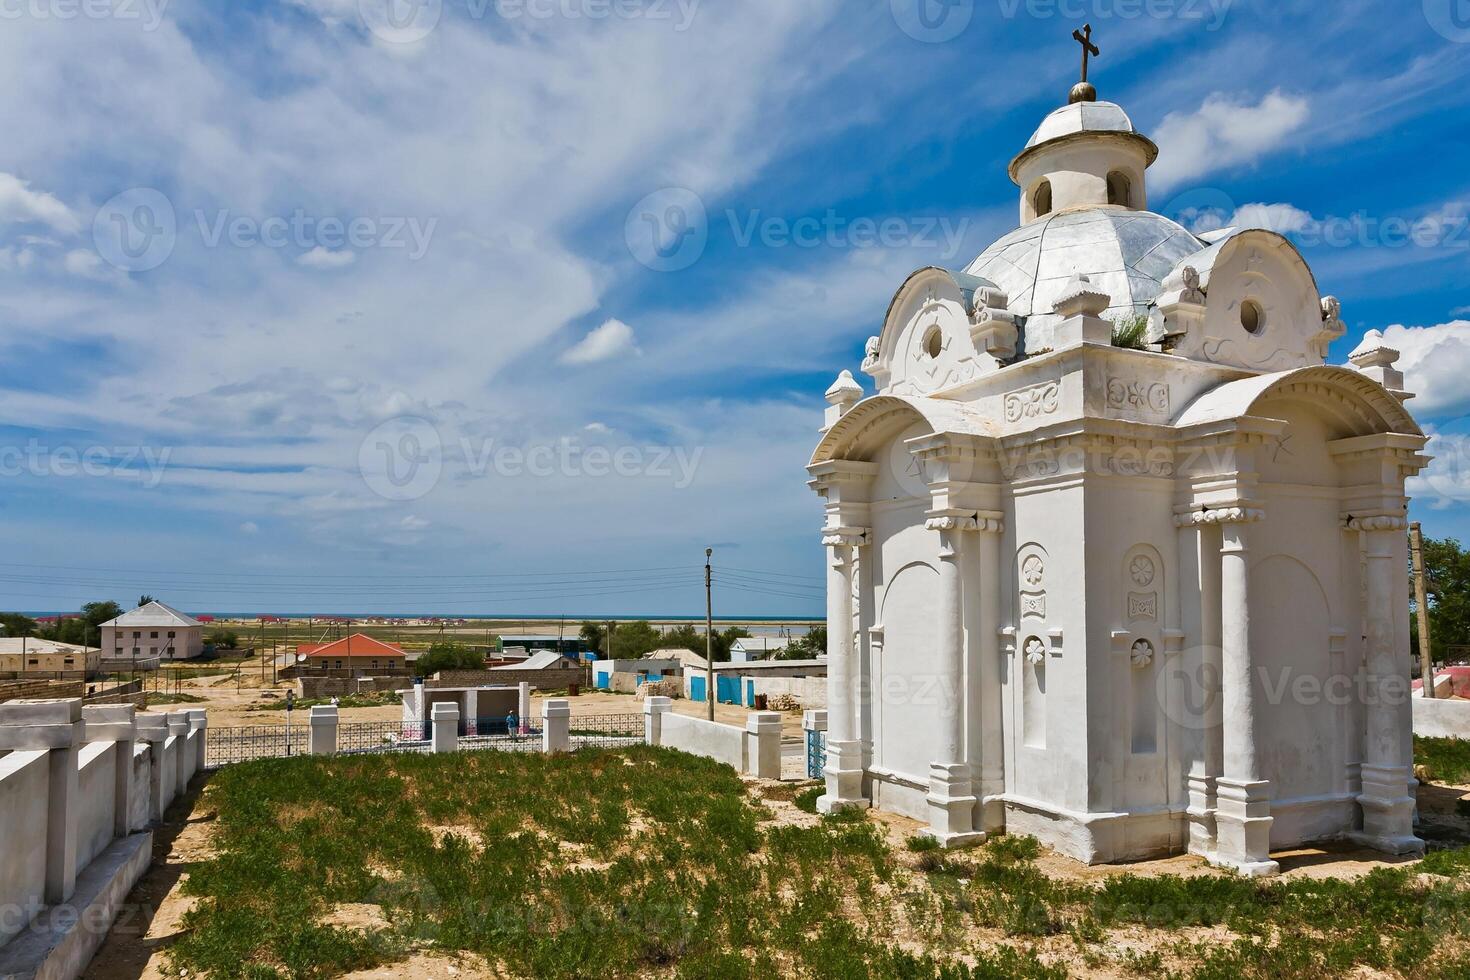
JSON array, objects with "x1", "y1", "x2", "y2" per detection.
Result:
[
  {"x1": 811, "y1": 73, "x2": 1426, "y2": 876},
  {"x1": 729, "y1": 636, "x2": 791, "y2": 662},
  {"x1": 99, "y1": 601, "x2": 204, "y2": 663}
]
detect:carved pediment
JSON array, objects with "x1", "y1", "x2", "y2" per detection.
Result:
[{"x1": 867, "y1": 267, "x2": 1013, "y2": 397}]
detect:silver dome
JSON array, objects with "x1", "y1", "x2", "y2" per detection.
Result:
[{"x1": 963, "y1": 208, "x2": 1204, "y2": 327}]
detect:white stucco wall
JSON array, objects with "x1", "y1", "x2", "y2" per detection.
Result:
[
  {"x1": 1413, "y1": 697, "x2": 1470, "y2": 739},
  {"x1": 76, "y1": 742, "x2": 117, "y2": 870},
  {"x1": 659, "y1": 714, "x2": 747, "y2": 771},
  {"x1": 0, "y1": 750, "x2": 49, "y2": 947}
]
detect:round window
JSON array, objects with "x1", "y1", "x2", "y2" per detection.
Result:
[
  {"x1": 924, "y1": 327, "x2": 943, "y2": 359},
  {"x1": 1241, "y1": 299, "x2": 1264, "y2": 335}
]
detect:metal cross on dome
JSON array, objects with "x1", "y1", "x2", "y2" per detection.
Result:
[{"x1": 1072, "y1": 24, "x2": 1100, "y2": 83}]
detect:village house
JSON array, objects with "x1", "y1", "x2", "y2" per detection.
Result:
[
  {"x1": 99, "y1": 601, "x2": 204, "y2": 663},
  {"x1": 811, "y1": 62, "x2": 1426, "y2": 875},
  {"x1": 0, "y1": 638, "x2": 101, "y2": 679},
  {"x1": 298, "y1": 634, "x2": 408, "y2": 673}
]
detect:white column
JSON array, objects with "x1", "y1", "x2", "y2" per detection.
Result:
[
  {"x1": 1212, "y1": 511, "x2": 1277, "y2": 876},
  {"x1": 431, "y1": 702, "x2": 459, "y2": 753},
  {"x1": 974, "y1": 517, "x2": 1005, "y2": 834},
  {"x1": 745, "y1": 711, "x2": 783, "y2": 779},
  {"x1": 168, "y1": 711, "x2": 191, "y2": 799},
  {"x1": 82, "y1": 704, "x2": 137, "y2": 839},
  {"x1": 1179, "y1": 518, "x2": 1224, "y2": 857},
  {"x1": 643, "y1": 696, "x2": 671, "y2": 746},
  {"x1": 923, "y1": 515, "x2": 983, "y2": 848},
  {"x1": 542, "y1": 698, "x2": 570, "y2": 754},
  {"x1": 308, "y1": 705, "x2": 339, "y2": 756},
  {"x1": 518, "y1": 682, "x2": 532, "y2": 733},
  {"x1": 818, "y1": 528, "x2": 869, "y2": 813},
  {"x1": 189, "y1": 708, "x2": 208, "y2": 774},
  {"x1": 1352, "y1": 517, "x2": 1422, "y2": 853},
  {"x1": 134, "y1": 713, "x2": 169, "y2": 823}
]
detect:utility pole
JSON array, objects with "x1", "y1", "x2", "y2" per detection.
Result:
[
  {"x1": 705, "y1": 548, "x2": 715, "y2": 721},
  {"x1": 1411, "y1": 522, "x2": 1437, "y2": 698}
]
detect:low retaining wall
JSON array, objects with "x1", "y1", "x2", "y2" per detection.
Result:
[
  {"x1": 297, "y1": 675, "x2": 404, "y2": 699},
  {"x1": 1413, "y1": 696, "x2": 1470, "y2": 739},
  {"x1": 642, "y1": 698, "x2": 781, "y2": 779},
  {"x1": 0, "y1": 680, "x2": 85, "y2": 702},
  {"x1": 0, "y1": 699, "x2": 207, "y2": 978}
]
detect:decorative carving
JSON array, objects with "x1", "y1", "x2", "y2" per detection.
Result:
[
  {"x1": 1021, "y1": 594, "x2": 1047, "y2": 619},
  {"x1": 821, "y1": 527, "x2": 870, "y2": 548},
  {"x1": 1052, "y1": 273, "x2": 1111, "y2": 318},
  {"x1": 1343, "y1": 515, "x2": 1409, "y2": 533},
  {"x1": 1129, "y1": 556, "x2": 1156, "y2": 587},
  {"x1": 1022, "y1": 555, "x2": 1045, "y2": 588},
  {"x1": 1173, "y1": 506, "x2": 1266, "y2": 528},
  {"x1": 862, "y1": 335, "x2": 881, "y2": 373},
  {"x1": 970, "y1": 286, "x2": 1017, "y2": 362},
  {"x1": 925, "y1": 515, "x2": 979, "y2": 532},
  {"x1": 1314, "y1": 295, "x2": 1347, "y2": 360},
  {"x1": 1130, "y1": 638, "x2": 1155, "y2": 668},
  {"x1": 1148, "y1": 264, "x2": 1207, "y2": 347},
  {"x1": 1004, "y1": 381, "x2": 1060, "y2": 422},
  {"x1": 1106, "y1": 378, "x2": 1170, "y2": 415},
  {"x1": 1128, "y1": 592, "x2": 1157, "y2": 621},
  {"x1": 1024, "y1": 637, "x2": 1047, "y2": 665}
]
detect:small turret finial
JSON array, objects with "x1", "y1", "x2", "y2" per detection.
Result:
[{"x1": 1069, "y1": 24, "x2": 1099, "y2": 103}]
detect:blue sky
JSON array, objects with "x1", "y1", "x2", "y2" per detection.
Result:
[{"x1": 0, "y1": 0, "x2": 1468, "y2": 618}]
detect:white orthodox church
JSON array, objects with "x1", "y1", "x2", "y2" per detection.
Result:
[{"x1": 810, "y1": 68, "x2": 1427, "y2": 875}]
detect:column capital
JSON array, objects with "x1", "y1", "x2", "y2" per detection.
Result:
[
  {"x1": 924, "y1": 509, "x2": 1005, "y2": 534},
  {"x1": 1173, "y1": 504, "x2": 1265, "y2": 528},
  {"x1": 1342, "y1": 512, "x2": 1408, "y2": 533},
  {"x1": 822, "y1": 526, "x2": 870, "y2": 549}
]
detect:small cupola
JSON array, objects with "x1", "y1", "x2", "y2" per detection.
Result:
[{"x1": 1010, "y1": 25, "x2": 1158, "y2": 223}]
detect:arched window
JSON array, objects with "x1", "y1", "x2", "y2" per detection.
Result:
[
  {"x1": 1107, "y1": 171, "x2": 1131, "y2": 207},
  {"x1": 1032, "y1": 179, "x2": 1052, "y2": 218}
]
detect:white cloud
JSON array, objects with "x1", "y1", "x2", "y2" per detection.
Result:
[
  {"x1": 399, "y1": 515, "x2": 429, "y2": 531},
  {"x1": 584, "y1": 422, "x2": 612, "y2": 434},
  {"x1": 62, "y1": 249, "x2": 119, "y2": 282},
  {"x1": 0, "y1": 172, "x2": 79, "y2": 235},
  {"x1": 561, "y1": 318, "x2": 639, "y2": 365},
  {"x1": 1228, "y1": 203, "x2": 1315, "y2": 235},
  {"x1": 1151, "y1": 91, "x2": 1310, "y2": 191},
  {"x1": 240, "y1": 521, "x2": 260, "y2": 535},
  {"x1": 1452, "y1": 306, "x2": 1470, "y2": 316},
  {"x1": 297, "y1": 246, "x2": 356, "y2": 269},
  {"x1": 1377, "y1": 321, "x2": 1470, "y2": 418}
]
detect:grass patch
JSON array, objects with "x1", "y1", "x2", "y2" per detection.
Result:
[
  {"x1": 174, "y1": 749, "x2": 1470, "y2": 980},
  {"x1": 249, "y1": 692, "x2": 403, "y2": 711},
  {"x1": 1418, "y1": 735, "x2": 1470, "y2": 785}
]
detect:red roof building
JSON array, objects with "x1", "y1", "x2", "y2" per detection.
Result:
[{"x1": 297, "y1": 634, "x2": 408, "y2": 671}]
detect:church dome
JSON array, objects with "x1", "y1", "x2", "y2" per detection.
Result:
[
  {"x1": 1010, "y1": 100, "x2": 1159, "y2": 182},
  {"x1": 963, "y1": 208, "x2": 1203, "y2": 326}
]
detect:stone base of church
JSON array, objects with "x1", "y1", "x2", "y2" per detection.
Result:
[
  {"x1": 1001, "y1": 795, "x2": 1181, "y2": 865},
  {"x1": 1352, "y1": 764, "x2": 1423, "y2": 855},
  {"x1": 923, "y1": 763, "x2": 985, "y2": 849},
  {"x1": 818, "y1": 739, "x2": 871, "y2": 814}
]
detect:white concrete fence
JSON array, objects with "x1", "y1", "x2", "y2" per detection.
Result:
[
  {"x1": 1413, "y1": 695, "x2": 1470, "y2": 739},
  {"x1": 0, "y1": 699, "x2": 206, "y2": 980},
  {"x1": 301, "y1": 697, "x2": 786, "y2": 780}
]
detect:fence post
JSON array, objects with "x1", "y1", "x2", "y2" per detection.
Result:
[
  {"x1": 746, "y1": 711, "x2": 783, "y2": 780},
  {"x1": 542, "y1": 698, "x2": 570, "y2": 753},
  {"x1": 802, "y1": 709, "x2": 828, "y2": 780},
  {"x1": 309, "y1": 705, "x2": 339, "y2": 756},
  {"x1": 135, "y1": 713, "x2": 169, "y2": 822},
  {"x1": 643, "y1": 696, "x2": 671, "y2": 746},
  {"x1": 167, "y1": 710, "x2": 191, "y2": 799},
  {"x1": 82, "y1": 704, "x2": 137, "y2": 839},
  {"x1": 189, "y1": 708, "x2": 208, "y2": 773},
  {"x1": 518, "y1": 682, "x2": 531, "y2": 734},
  {"x1": 431, "y1": 702, "x2": 459, "y2": 753},
  {"x1": 0, "y1": 699, "x2": 85, "y2": 904}
]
